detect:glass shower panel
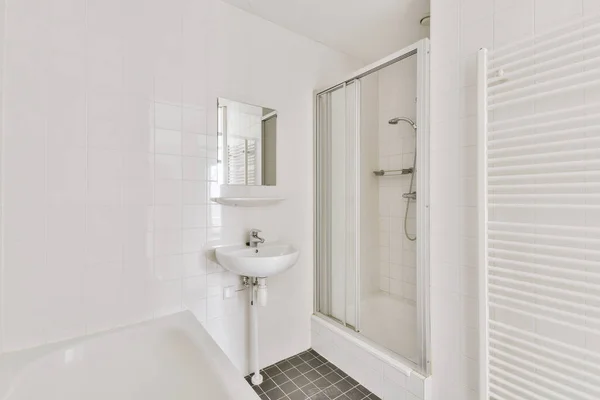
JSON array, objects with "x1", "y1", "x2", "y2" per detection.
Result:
[
  {"x1": 358, "y1": 54, "x2": 420, "y2": 364},
  {"x1": 344, "y1": 80, "x2": 359, "y2": 329},
  {"x1": 315, "y1": 82, "x2": 359, "y2": 329}
]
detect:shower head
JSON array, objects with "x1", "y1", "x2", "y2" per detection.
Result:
[{"x1": 388, "y1": 117, "x2": 417, "y2": 130}]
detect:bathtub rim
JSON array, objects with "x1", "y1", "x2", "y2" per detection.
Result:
[{"x1": 0, "y1": 311, "x2": 258, "y2": 400}]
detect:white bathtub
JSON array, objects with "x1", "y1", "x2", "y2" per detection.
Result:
[{"x1": 0, "y1": 312, "x2": 259, "y2": 400}]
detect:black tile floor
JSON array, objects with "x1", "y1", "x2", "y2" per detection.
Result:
[{"x1": 245, "y1": 349, "x2": 381, "y2": 400}]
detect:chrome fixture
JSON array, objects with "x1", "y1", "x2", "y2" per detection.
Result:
[
  {"x1": 241, "y1": 276, "x2": 251, "y2": 288},
  {"x1": 388, "y1": 117, "x2": 417, "y2": 129},
  {"x1": 388, "y1": 116, "x2": 417, "y2": 241},
  {"x1": 403, "y1": 192, "x2": 417, "y2": 200},
  {"x1": 247, "y1": 229, "x2": 265, "y2": 248},
  {"x1": 373, "y1": 168, "x2": 413, "y2": 176}
]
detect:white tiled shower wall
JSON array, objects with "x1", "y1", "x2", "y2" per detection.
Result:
[
  {"x1": 0, "y1": 0, "x2": 360, "y2": 374},
  {"x1": 429, "y1": 0, "x2": 600, "y2": 398}
]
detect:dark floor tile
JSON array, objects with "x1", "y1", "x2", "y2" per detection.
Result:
[
  {"x1": 267, "y1": 371, "x2": 283, "y2": 383},
  {"x1": 264, "y1": 365, "x2": 282, "y2": 378},
  {"x1": 258, "y1": 378, "x2": 278, "y2": 393},
  {"x1": 276, "y1": 360, "x2": 295, "y2": 372},
  {"x1": 284, "y1": 367, "x2": 302, "y2": 380},
  {"x1": 367, "y1": 394, "x2": 381, "y2": 400},
  {"x1": 305, "y1": 369, "x2": 321, "y2": 381},
  {"x1": 320, "y1": 384, "x2": 343, "y2": 399},
  {"x1": 292, "y1": 374, "x2": 310, "y2": 388},
  {"x1": 335, "y1": 368, "x2": 348, "y2": 378},
  {"x1": 316, "y1": 356, "x2": 328, "y2": 363},
  {"x1": 324, "y1": 371, "x2": 343, "y2": 385},
  {"x1": 309, "y1": 349, "x2": 320, "y2": 356},
  {"x1": 289, "y1": 356, "x2": 305, "y2": 366},
  {"x1": 265, "y1": 387, "x2": 286, "y2": 400},
  {"x1": 301, "y1": 383, "x2": 321, "y2": 397},
  {"x1": 252, "y1": 385, "x2": 264, "y2": 395},
  {"x1": 296, "y1": 363, "x2": 313, "y2": 374},
  {"x1": 259, "y1": 394, "x2": 269, "y2": 400},
  {"x1": 272, "y1": 372, "x2": 290, "y2": 385},
  {"x1": 280, "y1": 380, "x2": 299, "y2": 395},
  {"x1": 313, "y1": 376, "x2": 331, "y2": 390},
  {"x1": 323, "y1": 361, "x2": 336, "y2": 370},
  {"x1": 336, "y1": 395, "x2": 351, "y2": 400},
  {"x1": 315, "y1": 364, "x2": 333, "y2": 376},
  {"x1": 346, "y1": 376, "x2": 359, "y2": 387},
  {"x1": 299, "y1": 352, "x2": 315, "y2": 362},
  {"x1": 345, "y1": 387, "x2": 365, "y2": 400},
  {"x1": 334, "y1": 379, "x2": 354, "y2": 394},
  {"x1": 307, "y1": 358, "x2": 324, "y2": 368},
  {"x1": 288, "y1": 390, "x2": 309, "y2": 400},
  {"x1": 356, "y1": 385, "x2": 370, "y2": 395},
  {"x1": 309, "y1": 392, "x2": 329, "y2": 400}
]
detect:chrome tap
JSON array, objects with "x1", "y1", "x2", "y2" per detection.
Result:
[{"x1": 247, "y1": 229, "x2": 265, "y2": 248}]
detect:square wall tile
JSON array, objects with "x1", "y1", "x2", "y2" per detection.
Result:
[
  {"x1": 183, "y1": 106, "x2": 206, "y2": 133},
  {"x1": 183, "y1": 252, "x2": 208, "y2": 277},
  {"x1": 154, "y1": 229, "x2": 182, "y2": 257},
  {"x1": 183, "y1": 181, "x2": 208, "y2": 204},
  {"x1": 155, "y1": 155, "x2": 182, "y2": 180},
  {"x1": 155, "y1": 128, "x2": 182, "y2": 155},
  {"x1": 155, "y1": 179, "x2": 182, "y2": 205},
  {"x1": 155, "y1": 102, "x2": 182, "y2": 130},
  {"x1": 152, "y1": 279, "x2": 183, "y2": 318},
  {"x1": 182, "y1": 156, "x2": 206, "y2": 181},
  {"x1": 154, "y1": 255, "x2": 183, "y2": 280}
]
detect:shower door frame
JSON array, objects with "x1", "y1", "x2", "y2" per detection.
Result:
[{"x1": 313, "y1": 38, "x2": 431, "y2": 374}]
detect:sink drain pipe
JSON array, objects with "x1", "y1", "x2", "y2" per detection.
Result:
[{"x1": 250, "y1": 277, "x2": 268, "y2": 385}]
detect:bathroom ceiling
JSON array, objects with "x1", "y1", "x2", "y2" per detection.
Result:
[{"x1": 220, "y1": 0, "x2": 430, "y2": 63}]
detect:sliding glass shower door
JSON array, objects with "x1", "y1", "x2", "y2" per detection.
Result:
[
  {"x1": 315, "y1": 81, "x2": 360, "y2": 329},
  {"x1": 315, "y1": 39, "x2": 430, "y2": 373}
]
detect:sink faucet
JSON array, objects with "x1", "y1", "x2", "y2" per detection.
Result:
[{"x1": 248, "y1": 229, "x2": 265, "y2": 248}]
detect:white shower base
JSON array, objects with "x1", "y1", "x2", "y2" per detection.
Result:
[
  {"x1": 311, "y1": 313, "x2": 430, "y2": 399},
  {"x1": 359, "y1": 292, "x2": 418, "y2": 363}
]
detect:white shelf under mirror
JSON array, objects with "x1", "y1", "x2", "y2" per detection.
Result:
[{"x1": 211, "y1": 197, "x2": 285, "y2": 207}]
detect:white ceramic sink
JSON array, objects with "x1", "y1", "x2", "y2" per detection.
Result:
[{"x1": 215, "y1": 243, "x2": 300, "y2": 278}]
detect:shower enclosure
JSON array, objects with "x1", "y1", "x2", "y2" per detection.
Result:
[{"x1": 314, "y1": 39, "x2": 430, "y2": 373}]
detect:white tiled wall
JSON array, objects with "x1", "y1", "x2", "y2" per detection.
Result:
[
  {"x1": 429, "y1": 0, "x2": 599, "y2": 398},
  {"x1": 377, "y1": 56, "x2": 418, "y2": 302},
  {"x1": 312, "y1": 315, "x2": 431, "y2": 400},
  {"x1": 0, "y1": 0, "x2": 360, "y2": 374}
]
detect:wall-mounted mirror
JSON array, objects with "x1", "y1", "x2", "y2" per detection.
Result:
[{"x1": 217, "y1": 98, "x2": 277, "y2": 186}]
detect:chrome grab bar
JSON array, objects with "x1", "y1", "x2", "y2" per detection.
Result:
[{"x1": 373, "y1": 168, "x2": 413, "y2": 176}]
